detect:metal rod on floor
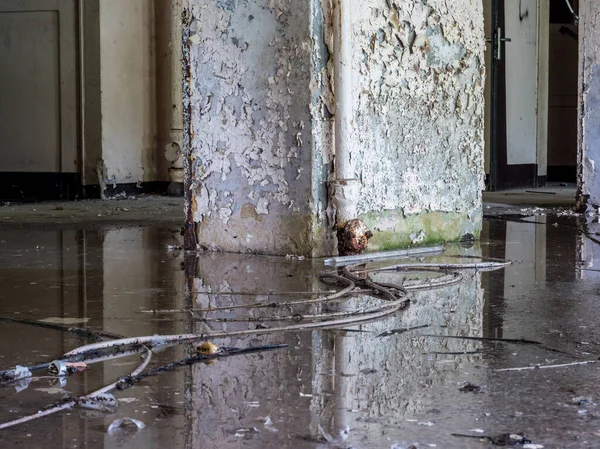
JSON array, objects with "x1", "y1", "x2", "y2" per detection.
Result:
[{"x1": 323, "y1": 245, "x2": 446, "y2": 265}]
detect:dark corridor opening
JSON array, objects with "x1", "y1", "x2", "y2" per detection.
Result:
[{"x1": 547, "y1": 0, "x2": 579, "y2": 183}]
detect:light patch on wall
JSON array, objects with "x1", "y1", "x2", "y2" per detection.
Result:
[{"x1": 257, "y1": 197, "x2": 270, "y2": 215}]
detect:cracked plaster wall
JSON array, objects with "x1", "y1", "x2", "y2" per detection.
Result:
[
  {"x1": 184, "y1": 0, "x2": 484, "y2": 256},
  {"x1": 579, "y1": 0, "x2": 600, "y2": 210},
  {"x1": 184, "y1": 0, "x2": 330, "y2": 256},
  {"x1": 351, "y1": 0, "x2": 485, "y2": 248}
]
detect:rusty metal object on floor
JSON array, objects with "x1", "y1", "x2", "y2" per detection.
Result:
[{"x1": 336, "y1": 219, "x2": 373, "y2": 256}]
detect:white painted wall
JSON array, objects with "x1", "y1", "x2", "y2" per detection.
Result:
[
  {"x1": 98, "y1": 0, "x2": 157, "y2": 185},
  {"x1": 504, "y1": 0, "x2": 538, "y2": 166}
]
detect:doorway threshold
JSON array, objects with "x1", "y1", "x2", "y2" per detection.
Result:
[{"x1": 483, "y1": 182, "x2": 576, "y2": 207}]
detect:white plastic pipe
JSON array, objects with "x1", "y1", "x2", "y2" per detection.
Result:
[
  {"x1": 166, "y1": 0, "x2": 185, "y2": 185},
  {"x1": 333, "y1": 0, "x2": 354, "y2": 181},
  {"x1": 332, "y1": 7, "x2": 356, "y2": 429},
  {"x1": 331, "y1": 0, "x2": 359, "y2": 225},
  {"x1": 323, "y1": 245, "x2": 447, "y2": 266}
]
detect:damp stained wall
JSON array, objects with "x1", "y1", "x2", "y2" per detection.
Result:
[
  {"x1": 184, "y1": 0, "x2": 485, "y2": 256},
  {"x1": 579, "y1": 0, "x2": 600, "y2": 209}
]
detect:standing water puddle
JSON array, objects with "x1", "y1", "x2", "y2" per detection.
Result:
[{"x1": 0, "y1": 219, "x2": 599, "y2": 448}]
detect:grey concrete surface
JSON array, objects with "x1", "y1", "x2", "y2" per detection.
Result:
[
  {"x1": 0, "y1": 195, "x2": 184, "y2": 229},
  {"x1": 483, "y1": 183, "x2": 576, "y2": 207}
]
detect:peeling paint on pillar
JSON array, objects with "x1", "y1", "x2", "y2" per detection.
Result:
[
  {"x1": 182, "y1": 0, "x2": 334, "y2": 256},
  {"x1": 351, "y1": 0, "x2": 485, "y2": 249},
  {"x1": 578, "y1": 1, "x2": 600, "y2": 211},
  {"x1": 183, "y1": 0, "x2": 485, "y2": 256}
]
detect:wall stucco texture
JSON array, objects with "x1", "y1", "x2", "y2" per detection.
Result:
[{"x1": 183, "y1": 0, "x2": 485, "y2": 256}]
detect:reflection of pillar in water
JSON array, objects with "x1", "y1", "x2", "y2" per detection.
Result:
[
  {"x1": 101, "y1": 227, "x2": 187, "y2": 448},
  {"x1": 310, "y1": 326, "x2": 351, "y2": 442},
  {"x1": 180, "y1": 251, "x2": 484, "y2": 446},
  {"x1": 327, "y1": 271, "x2": 484, "y2": 438},
  {"x1": 184, "y1": 253, "x2": 316, "y2": 448}
]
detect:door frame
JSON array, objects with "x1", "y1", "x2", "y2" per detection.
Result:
[{"x1": 486, "y1": 0, "x2": 549, "y2": 191}]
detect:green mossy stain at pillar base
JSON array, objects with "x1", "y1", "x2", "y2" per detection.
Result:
[{"x1": 360, "y1": 209, "x2": 481, "y2": 252}]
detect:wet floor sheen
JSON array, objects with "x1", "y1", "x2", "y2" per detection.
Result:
[{"x1": 0, "y1": 214, "x2": 599, "y2": 448}]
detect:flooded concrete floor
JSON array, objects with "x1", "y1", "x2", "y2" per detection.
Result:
[{"x1": 0, "y1": 209, "x2": 599, "y2": 448}]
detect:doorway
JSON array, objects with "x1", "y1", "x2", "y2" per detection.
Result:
[{"x1": 484, "y1": 0, "x2": 579, "y2": 191}]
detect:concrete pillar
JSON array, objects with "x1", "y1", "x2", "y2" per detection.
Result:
[
  {"x1": 578, "y1": 0, "x2": 600, "y2": 211},
  {"x1": 183, "y1": 0, "x2": 485, "y2": 256}
]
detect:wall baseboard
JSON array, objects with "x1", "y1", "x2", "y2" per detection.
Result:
[
  {"x1": 83, "y1": 181, "x2": 172, "y2": 199},
  {"x1": 0, "y1": 173, "x2": 177, "y2": 201},
  {"x1": 0, "y1": 172, "x2": 80, "y2": 201}
]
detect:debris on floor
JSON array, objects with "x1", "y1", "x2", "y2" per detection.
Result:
[{"x1": 458, "y1": 382, "x2": 482, "y2": 393}]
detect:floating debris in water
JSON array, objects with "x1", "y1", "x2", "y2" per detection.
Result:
[
  {"x1": 107, "y1": 417, "x2": 146, "y2": 441},
  {"x1": 452, "y1": 432, "x2": 533, "y2": 446},
  {"x1": 196, "y1": 341, "x2": 220, "y2": 355},
  {"x1": 572, "y1": 396, "x2": 594, "y2": 406},
  {"x1": 1, "y1": 365, "x2": 32, "y2": 382},
  {"x1": 234, "y1": 426, "x2": 259, "y2": 438},
  {"x1": 78, "y1": 393, "x2": 118, "y2": 412},
  {"x1": 262, "y1": 416, "x2": 278, "y2": 433},
  {"x1": 318, "y1": 424, "x2": 350, "y2": 443},
  {"x1": 285, "y1": 254, "x2": 305, "y2": 260},
  {"x1": 459, "y1": 382, "x2": 482, "y2": 393},
  {"x1": 108, "y1": 417, "x2": 145, "y2": 433}
]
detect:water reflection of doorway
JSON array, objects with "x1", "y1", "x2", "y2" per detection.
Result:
[{"x1": 482, "y1": 215, "x2": 577, "y2": 340}]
